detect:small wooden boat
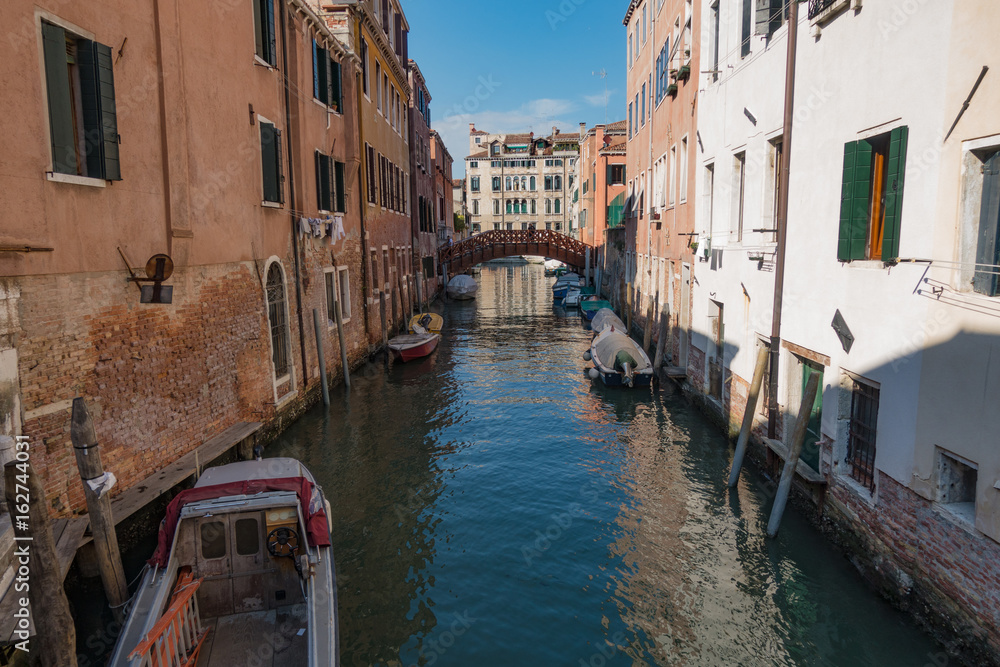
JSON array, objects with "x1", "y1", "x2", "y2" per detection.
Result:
[
  {"x1": 409, "y1": 312, "x2": 443, "y2": 334},
  {"x1": 563, "y1": 286, "x2": 595, "y2": 308},
  {"x1": 589, "y1": 327, "x2": 654, "y2": 387},
  {"x1": 591, "y1": 308, "x2": 626, "y2": 335},
  {"x1": 579, "y1": 297, "x2": 614, "y2": 321},
  {"x1": 551, "y1": 273, "x2": 582, "y2": 301},
  {"x1": 109, "y1": 458, "x2": 338, "y2": 667},
  {"x1": 543, "y1": 259, "x2": 564, "y2": 276},
  {"x1": 388, "y1": 332, "x2": 440, "y2": 362},
  {"x1": 447, "y1": 274, "x2": 478, "y2": 300}
]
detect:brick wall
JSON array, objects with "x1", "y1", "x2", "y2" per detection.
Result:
[{"x1": 19, "y1": 247, "x2": 371, "y2": 518}]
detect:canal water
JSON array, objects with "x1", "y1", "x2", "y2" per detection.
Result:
[{"x1": 270, "y1": 264, "x2": 941, "y2": 667}]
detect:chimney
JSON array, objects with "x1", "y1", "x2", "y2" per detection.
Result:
[
  {"x1": 552, "y1": 126, "x2": 558, "y2": 137},
  {"x1": 469, "y1": 123, "x2": 475, "y2": 134},
  {"x1": 579, "y1": 122, "x2": 586, "y2": 138}
]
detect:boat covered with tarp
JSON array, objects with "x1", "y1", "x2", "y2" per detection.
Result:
[
  {"x1": 589, "y1": 328, "x2": 654, "y2": 387},
  {"x1": 591, "y1": 308, "x2": 626, "y2": 335},
  {"x1": 447, "y1": 274, "x2": 478, "y2": 300}
]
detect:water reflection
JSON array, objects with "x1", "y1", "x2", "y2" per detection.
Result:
[{"x1": 270, "y1": 264, "x2": 941, "y2": 667}]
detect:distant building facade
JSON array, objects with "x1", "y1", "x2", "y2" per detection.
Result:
[
  {"x1": 579, "y1": 121, "x2": 628, "y2": 250},
  {"x1": 464, "y1": 124, "x2": 581, "y2": 234}
]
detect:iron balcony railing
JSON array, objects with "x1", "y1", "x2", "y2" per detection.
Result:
[{"x1": 808, "y1": 0, "x2": 838, "y2": 20}]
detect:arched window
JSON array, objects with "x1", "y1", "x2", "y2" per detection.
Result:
[
  {"x1": 554, "y1": 175, "x2": 562, "y2": 190},
  {"x1": 530, "y1": 176, "x2": 536, "y2": 191},
  {"x1": 266, "y1": 263, "x2": 290, "y2": 379},
  {"x1": 506, "y1": 176, "x2": 512, "y2": 190},
  {"x1": 554, "y1": 198, "x2": 561, "y2": 214},
  {"x1": 521, "y1": 177, "x2": 527, "y2": 190},
  {"x1": 521, "y1": 199, "x2": 527, "y2": 213},
  {"x1": 494, "y1": 199, "x2": 500, "y2": 214},
  {"x1": 531, "y1": 199, "x2": 536, "y2": 214},
  {"x1": 545, "y1": 199, "x2": 552, "y2": 214},
  {"x1": 506, "y1": 199, "x2": 513, "y2": 214}
]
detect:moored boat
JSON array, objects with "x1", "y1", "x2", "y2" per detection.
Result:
[
  {"x1": 409, "y1": 312, "x2": 443, "y2": 334},
  {"x1": 563, "y1": 286, "x2": 595, "y2": 308},
  {"x1": 591, "y1": 308, "x2": 626, "y2": 335},
  {"x1": 551, "y1": 273, "x2": 582, "y2": 301},
  {"x1": 447, "y1": 274, "x2": 478, "y2": 300},
  {"x1": 588, "y1": 327, "x2": 654, "y2": 387},
  {"x1": 543, "y1": 259, "x2": 565, "y2": 276},
  {"x1": 388, "y1": 331, "x2": 441, "y2": 362},
  {"x1": 579, "y1": 297, "x2": 614, "y2": 321},
  {"x1": 108, "y1": 457, "x2": 338, "y2": 667}
]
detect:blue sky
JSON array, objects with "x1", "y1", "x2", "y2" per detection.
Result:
[{"x1": 405, "y1": 0, "x2": 629, "y2": 176}]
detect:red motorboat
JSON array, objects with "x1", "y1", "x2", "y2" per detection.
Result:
[{"x1": 388, "y1": 332, "x2": 440, "y2": 362}]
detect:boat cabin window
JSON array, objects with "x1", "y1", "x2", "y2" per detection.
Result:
[
  {"x1": 235, "y1": 518, "x2": 260, "y2": 556},
  {"x1": 200, "y1": 522, "x2": 227, "y2": 559}
]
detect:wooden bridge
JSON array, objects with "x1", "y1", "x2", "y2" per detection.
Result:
[{"x1": 438, "y1": 229, "x2": 592, "y2": 272}]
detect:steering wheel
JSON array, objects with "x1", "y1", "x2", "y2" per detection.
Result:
[{"x1": 266, "y1": 527, "x2": 299, "y2": 558}]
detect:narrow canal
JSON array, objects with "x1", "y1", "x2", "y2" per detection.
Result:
[{"x1": 270, "y1": 264, "x2": 942, "y2": 667}]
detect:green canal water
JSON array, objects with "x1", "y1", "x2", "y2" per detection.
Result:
[{"x1": 266, "y1": 264, "x2": 943, "y2": 667}]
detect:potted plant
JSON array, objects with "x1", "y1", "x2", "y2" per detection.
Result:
[
  {"x1": 667, "y1": 83, "x2": 678, "y2": 96},
  {"x1": 689, "y1": 240, "x2": 699, "y2": 254},
  {"x1": 677, "y1": 65, "x2": 691, "y2": 81}
]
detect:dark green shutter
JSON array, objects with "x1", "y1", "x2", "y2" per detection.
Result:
[
  {"x1": 261, "y1": 123, "x2": 278, "y2": 202},
  {"x1": 974, "y1": 152, "x2": 1000, "y2": 295},
  {"x1": 42, "y1": 22, "x2": 76, "y2": 175},
  {"x1": 316, "y1": 48, "x2": 328, "y2": 105},
  {"x1": 838, "y1": 140, "x2": 873, "y2": 261},
  {"x1": 318, "y1": 153, "x2": 332, "y2": 211},
  {"x1": 264, "y1": 0, "x2": 276, "y2": 65},
  {"x1": 312, "y1": 40, "x2": 319, "y2": 99},
  {"x1": 330, "y1": 60, "x2": 342, "y2": 112},
  {"x1": 274, "y1": 127, "x2": 283, "y2": 204},
  {"x1": 881, "y1": 126, "x2": 908, "y2": 261},
  {"x1": 335, "y1": 161, "x2": 346, "y2": 212},
  {"x1": 606, "y1": 164, "x2": 612, "y2": 183},
  {"x1": 315, "y1": 151, "x2": 323, "y2": 209},
  {"x1": 78, "y1": 41, "x2": 121, "y2": 181}
]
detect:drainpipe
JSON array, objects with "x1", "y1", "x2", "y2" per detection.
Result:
[
  {"x1": 279, "y1": 2, "x2": 309, "y2": 390},
  {"x1": 767, "y1": 0, "x2": 799, "y2": 438}
]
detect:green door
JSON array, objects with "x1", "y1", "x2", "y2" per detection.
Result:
[{"x1": 801, "y1": 363, "x2": 823, "y2": 472}]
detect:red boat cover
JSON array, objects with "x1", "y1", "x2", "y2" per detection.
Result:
[{"x1": 148, "y1": 477, "x2": 331, "y2": 567}]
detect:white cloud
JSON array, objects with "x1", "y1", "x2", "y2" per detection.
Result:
[
  {"x1": 433, "y1": 98, "x2": 582, "y2": 177},
  {"x1": 584, "y1": 91, "x2": 612, "y2": 107}
]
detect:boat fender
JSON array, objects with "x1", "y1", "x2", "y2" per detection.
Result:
[
  {"x1": 325, "y1": 498, "x2": 333, "y2": 535},
  {"x1": 583, "y1": 351, "x2": 592, "y2": 361},
  {"x1": 588, "y1": 368, "x2": 600, "y2": 380}
]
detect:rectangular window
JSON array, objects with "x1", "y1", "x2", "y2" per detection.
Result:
[
  {"x1": 472, "y1": 200, "x2": 479, "y2": 215},
  {"x1": 376, "y1": 62, "x2": 383, "y2": 113},
  {"x1": 313, "y1": 41, "x2": 340, "y2": 109},
  {"x1": 711, "y1": 1, "x2": 720, "y2": 82},
  {"x1": 609, "y1": 164, "x2": 626, "y2": 186},
  {"x1": 847, "y1": 375, "x2": 880, "y2": 494},
  {"x1": 335, "y1": 161, "x2": 346, "y2": 212},
  {"x1": 741, "y1": 0, "x2": 752, "y2": 58},
  {"x1": 628, "y1": 103, "x2": 633, "y2": 139},
  {"x1": 324, "y1": 269, "x2": 337, "y2": 325},
  {"x1": 41, "y1": 21, "x2": 121, "y2": 180},
  {"x1": 492, "y1": 176, "x2": 501, "y2": 192},
  {"x1": 365, "y1": 143, "x2": 376, "y2": 204},
  {"x1": 974, "y1": 150, "x2": 1000, "y2": 295},
  {"x1": 705, "y1": 164, "x2": 715, "y2": 249},
  {"x1": 338, "y1": 267, "x2": 352, "y2": 321},
  {"x1": 755, "y1": 0, "x2": 790, "y2": 37},
  {"x1": 669, "y1": 145, "x2": 677, "y2": 207},
  {"x1": 734, "y1": 151, "x2": 746, "y2": 241},
  {"x1": 838, "y1": 127, "x2": 908, "y2": 262},
  {"x1": 315, "y1": 151, "x2": 333, "y2": 211},
  {"x1": 422, "y1": 257, "x2": 435, "y2": 279},
  {"x1": 260, "y1": 121, "x2": 283, "y2": 204},
  {"x1": 641, "y1": 82, "x2": 646, "y2": 126},
  {"x1": 680, "y1": 137, "x2": 688, "y2": 203},
  {"x1": 937, "y1": 450, "x2": 978, "y2": 524},
  {"x1": 361, "y1": 38, "x2": 369, "y2": 97},
  {"x1": 471, "y1": 176, "x2": 480, "y2": 192},
  {"x1": 253, "y1": 0, "x2": 277, "y2": 65}
]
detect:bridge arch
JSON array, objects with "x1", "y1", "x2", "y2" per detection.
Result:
[{"x1": 438, "y1": 229, "x2": 593, "y2": 273}]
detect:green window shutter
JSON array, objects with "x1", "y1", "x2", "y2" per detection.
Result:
[
  {"x1": 312, "y1": 40, "x2": 320, "y2": 99},
  {"x1": 314, "y1": 151, "x2": 323, "y2": 209},
  {"x1": 606, "y1": 164, "x2": 612, "y2": 183},
  {"x1": 331, "y1": 60, "x2": 342, "y2": 113},
  {"x1": 264, "y1": 0, "x2": 277, "y2": 65},
  {"x1": 261, "y1": 123, "x2": 279, "y2": 202},
  {"x1": 973, "y1": 152, "x2": 1000, "y2": 295},
  {"x1": 275, "y1": 127, "x2": 284, "y2": 204},
  {"x1": 838, "y1": 140, "x2": 872, "y2": 261},
  {"x1": 316, "y1": 48, "x2": 328, "y2": 105},
  {"x1": 754, "y1": 0, "x2": 771, "y2": 35},
  {"x1": 881, "y1": 126, "x2": 908, "y2": 261},
  {"x1": 78, "y1": 41, "x2": 121, "y2": 181},
  {"x1": 319, "y1": 153, "x2": 332, "y2": 211},
  {"x1": 41, "y1": 22, "x2": 76, "y2": 175},
  {"x1": 335, "y1": 161, "x2": 346, "y2": 212}
]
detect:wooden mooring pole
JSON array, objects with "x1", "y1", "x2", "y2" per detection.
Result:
[
  {"x1": 626, "y1": 283, "x2": 633, "y2": 335},
  {"x1": 379, "y1": 292, "x2": 391, "y2": 369},
  {"x1": 643, "y1": 295, "x2": 655, "y2": 351},
  {"x1": 312, "y1": 309, "x2": 330, "y2": 407},
  {"x1": 727, "y1": 345, "x2": 770, "y2": 488},
  {"x1": 767, "y1": 371, "x2": 820, "y2": 538},
  {"x1": 71, "y1": 398, "x2": 129, "y2": 623},
  {"x1": 4, "y1": 460, "x2": 77, "y2": 666},
  {"x1": 396, "y1": 269, "x2": 407, "y2": 333}
]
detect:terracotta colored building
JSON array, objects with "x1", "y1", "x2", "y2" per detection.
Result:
[
  {"x1": 430, "y1": 130, "x2": 454, "y2": 247},
  {"x1": 1, "y1": 0, "x2": 367, "y2": 517},
  {"x1": 622, "y1": 0, "x2": 699, "y2": 365},
  {"x1": 406, "y1": 58, "x2": 439, "y2": 296},
  {"x1": 579, "y1": 121, "x2": 628, "y2": 250}
]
